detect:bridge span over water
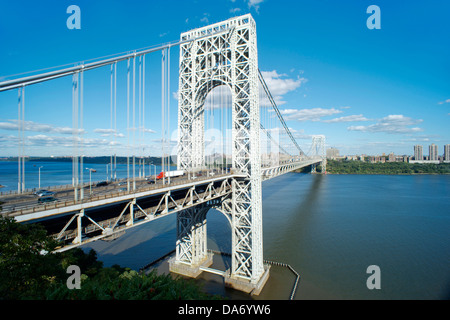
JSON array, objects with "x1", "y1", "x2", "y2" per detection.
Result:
[{"x1": 0, "y1": 14, "x2": 326, "y2": 294}]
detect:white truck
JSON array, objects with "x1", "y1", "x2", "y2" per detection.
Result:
[{"x1": 156, "y1": 170, "x2": 185, "y2": 180}]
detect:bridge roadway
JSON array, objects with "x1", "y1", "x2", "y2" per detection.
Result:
[{"x1": 0, "y1": 158, "x2": 321, "y2": 250}]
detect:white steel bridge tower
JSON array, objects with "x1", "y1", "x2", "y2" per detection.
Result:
[{"x1": 171, "y1": 14, "x2": 268, "y2": 293}]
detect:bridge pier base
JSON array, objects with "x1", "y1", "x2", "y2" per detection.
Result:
[
  {"x1": 224, "y1": 264, "x2": 271, "y2": 296},
  {"x1": 168, "y1": 252, "x2": 213, "y2": 278},
  {"x1": 169, "y1": 252, "x2": 270, "y2": 296}
]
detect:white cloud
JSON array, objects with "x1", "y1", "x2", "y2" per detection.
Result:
[
  {"x1": 200, "y1": 13, "x2": 210, "y2": 24},
  {"x1": 94, "y1": 128, "x2": 127, "y2": 137},
  {"x1": 247, "y1": 0, "x2": 264, "y2": 11},
  {"x1": 94, "y1": 128, "x2": 154, "y2": 136},
  {"x1": 24, "y1": 134, "x2": 121, "y2": 148},
  {"x1": 280, "y1": 108, "x2": 342, "y2": 122},
  {"x1": 0, "y1": 120, "x2": 83, "y2": 134},
  {"x1": 347, "y1": 115, "x2": 423, "y2": 134},
  {"x1": 202, "y1": 70, "x2": 305, "y2": 110},
  {"x1": 94, "y1": 128, "x2": 116, "y2": 134},
  {"x1": 401, "y1": 134, "x2": 440, "y2": 143},
  {"x1": 260, "y1": 70, "x2": 307, "y2": 106},
  {"x1": 438, "y1": 98, "x2": 450, "y2": 105},
  {"x1": 230, "y1": 8, "x2": 241, "y2": 14},
  {"x1": 289, "y1": 128, "x2": 313, "y2": 140},
  {"x1": 323, "y1": 114, "x2": 369, "y2": 123}
]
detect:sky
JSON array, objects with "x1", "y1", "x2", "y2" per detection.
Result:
[{"x1": 0, "y1": 0, "x2": 449, "y2": 157}]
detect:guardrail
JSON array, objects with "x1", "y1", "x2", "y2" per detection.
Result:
[{"x1": 2, "y1": 173, "x2": 236, "y2": 217}]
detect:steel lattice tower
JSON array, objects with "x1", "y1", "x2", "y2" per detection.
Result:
[
  {"x1": 310, "y1": 135, "x2": 326, "y2": 173},
  {"x1": 174, "y1": 14, "x2": 265, "y2": 285}
]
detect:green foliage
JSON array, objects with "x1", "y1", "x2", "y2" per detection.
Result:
[
  {"x1": 0, "y1": 216, "x2": 221, "y2": 300},
  {"x1": 326, "y1": 160, "x2": 450, "y2": 175},
  {"x1": 46, "y1": 269, "x2": 218, "y2": 300},
  {"x1": 0, "y1": 216, "x2": 64, "y2": 299}
]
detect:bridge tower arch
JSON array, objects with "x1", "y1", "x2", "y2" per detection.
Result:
[
  {"x1": 310, "y1": 135, "x2": 327, "y2": 173},
  {"x1": 173, "y1": 14, "x2": 267, "y2": 291}
]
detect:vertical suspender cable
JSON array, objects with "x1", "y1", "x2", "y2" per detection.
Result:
[
  {"x1": 17, "y1": 88, "x2": 20, "y2": 193},
  {"x1": 17, "y1": 87, "x2": 21, "y2": 193},
  {"x1": 110, "y1": 64, "x2": 113, "y2": 182},
  {"x1": 79, "y1": 70, "x2": 84, "y2": 200},
  {"x1": 167, "y1": 47, "x2": 171, "y2": 176},
  {"x1": 142, "y1": 55, "x2": 146, "y2": 176},
  {"x1": 161, "y1": 49, "x2": 166, "y2": 184},
  {"x1": 17, "y1": 87, "x2": 24, "y2": 193},
  {"x1": 138, "y1": 56, "x2": 142, "y2": 177},
  {"x1": 114, "y1": 62, "x2": 117, "y2": 180},
  {"x1": 22, "y1": 87, "x2": 25, "y2": 192},
  {"x1": 221, "y1": 84, "x2": 224, "y2": 174},
  {"x1": 127, "y1": 58, "x2": 130, "y2": 191},
  {"x1": 72, "y1": 72, "x2": 79, "y2": 201},
  {"x1": 132, "y1": 55, "x2": 136, "y2": 191},
  {"x1": 142, "y1": 55, "x2": 146, "y2": 172}
]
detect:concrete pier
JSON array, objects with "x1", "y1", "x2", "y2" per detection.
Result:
[
  {"x1": 224, "y1": 264, "x2": 271, "y2": 296},
  {"x1": 168, "y1": 252, "x2": 214, "y2": 278}
]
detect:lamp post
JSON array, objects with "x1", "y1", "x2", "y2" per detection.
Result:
[
  {"x1": 149, "y1": 163, "x2": 156, "y2": 184},
  {"x1": 106, "y1": 163, "x2": 110, "y2": 182},
  {"x1": 86, "y1": 167, "x2": 95, "y2": 196},
  {"x1": 38, "y1": 166, "x2": 43, "y2": 189}
]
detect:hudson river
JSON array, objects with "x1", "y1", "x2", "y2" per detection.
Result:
[
  {"x1": 86, "y1": 172, "x2": 449, "y2": 300},
  {"x1": 1, "y1": 161, "x2": 449, "y2": 299}
]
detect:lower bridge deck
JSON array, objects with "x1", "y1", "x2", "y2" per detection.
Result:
[
  {"x1": 2, "y1": 174, "x2": 239, "y2": 250},
  {"x1": 0, "y1": 159, "x2": 322, "y2": 251}
]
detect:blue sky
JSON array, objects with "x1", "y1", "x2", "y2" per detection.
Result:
[{"x1": 0, "y1": 0, "x2": 449, "y2": 157}]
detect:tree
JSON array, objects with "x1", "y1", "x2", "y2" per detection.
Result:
[
  {"x1": 0, "y1": 216, "x2": 221, "y2": 300},
  {"x1": 0, "y1": 216, "x2": 64, "y2": 299}
]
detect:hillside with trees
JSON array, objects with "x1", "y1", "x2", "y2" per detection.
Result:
[
  {"x1": 326, "y1": 160, "x2": 450, "y2": 175},
  {"x1": 0, "y1": 216, "x2": 220, "y2": 300}
]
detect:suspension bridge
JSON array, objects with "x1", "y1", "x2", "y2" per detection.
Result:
[{"x1": 0, "y1": 14, "x2": 326, "y2": 295}]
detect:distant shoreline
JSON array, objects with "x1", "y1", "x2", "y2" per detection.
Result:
[
  {"x1": 0, "y1": 156, "x2": 174, "y2": 165},
  {"x1": 325, "y1": 159, "x2": 450, "y2": 175},
  {"x1": 324, "y1": 172, "x2": 450, "y2": 175},
  {"x1": 294, "y1": 159, "x2": 450, "y2": 175}
]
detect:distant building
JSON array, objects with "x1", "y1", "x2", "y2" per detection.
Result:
[
  {"x1": 326, "y1": 147, "x2": 339, "y2": 160},
  {"x1": 445, "y1": 144, "x2": 450, "y2": 162},
  {"x1": 388, "y1": 152, "x2": 395, "y2": 162},
  {"x1": 429, "y1": 144, "x2": 438, "y2": 161},
  {"x1": 346, "y1": 155, "x2": 359, "y2": 161},
  {"x1": 414, "y1": 145, "x2": 423, "y2": 161}
]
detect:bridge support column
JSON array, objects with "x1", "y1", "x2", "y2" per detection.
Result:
[
  {"x1": 73, "y1": 209, "x2": 84, "y2": 244},
  {"x1": 169, "y1": 206, "x2": 212, "y2": 278},
  {"x1": 176, "y1": 14, "x2": 269, "y2": 294}
]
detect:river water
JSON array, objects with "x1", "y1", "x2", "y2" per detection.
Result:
[
  {"x1": 85, "y1": 173, "x2": 450, "y2": 300},
  {"x1": 1, "y1": 161, "x2": 449, "y2": 299}
]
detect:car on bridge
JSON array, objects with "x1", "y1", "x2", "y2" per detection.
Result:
[
  {"x1": 38, "y1": 196, "x2": 57, "y2": 203},
  {"x1": 34, "y1": 189, "x2": 47, "y2": 195},
  {"x1": 35, "y1": 190, "x2": 55, "y2": 197},
  {"x1": 96, "y1": 181, "x2": 108, "y2": 187}
]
